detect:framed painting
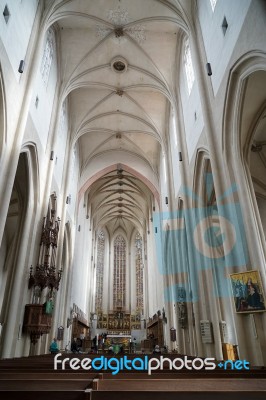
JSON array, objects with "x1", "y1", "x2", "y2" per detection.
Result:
[{"x1": 230, "y1": 270, "x2": 266, "y2": 313}]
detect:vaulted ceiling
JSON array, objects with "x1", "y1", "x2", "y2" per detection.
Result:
[{"x1": 46, "y1": 0, "x2": 190, "y2": 235}]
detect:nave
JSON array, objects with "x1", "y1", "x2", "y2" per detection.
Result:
[{"x1": 0, "y1": 0, "x2": 266, "y2": 379}]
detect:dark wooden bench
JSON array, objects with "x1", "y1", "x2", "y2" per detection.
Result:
[
  {"x1": 0, "y1": 379, "x2": 92, "y2": 390},
  {"x1": 0, "y1": 378, "x2": 92, "y2": 400},
  {"x1": 94, "y1": 377, "x2": 266, "y2": 391},
  {"x1": 1, "y1": 354, "x2": 265, "y2": 400},
  {"x1": 91, "y1": 391, "x2": 266, "y2": 400},
  {"x1": 0, "y1": 372, "x2": 94, "y2": 380},
  {"x1": 0, "y1": 390, "x2": 90, "y2": 400},
  {"x1": 95, "y1": 369, "x2": 266, "y2": 379}
]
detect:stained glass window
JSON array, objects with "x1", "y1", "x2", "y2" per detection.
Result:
[
  {"x1": 184, "y1": 39, "x2": 195, "y2": 95},
  {"x1": 95, "y1": 230, "x2": 105, "y2": 312},
  {"x1": 135, "y1": 232, "x2": 144, "y2": 313},
  {"x1": 113, "y1": 235, "x2": 126, "y2": 309},
  {"x1": 40, "y1": 29, "x2": 55, "y2": 85}
]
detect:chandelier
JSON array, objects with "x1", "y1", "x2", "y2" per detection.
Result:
[{"x1": 28, "y1": 264, "x2": 62, "y2": 291}]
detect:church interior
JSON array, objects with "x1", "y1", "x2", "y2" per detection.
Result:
[{"x1": 0, "y1": 0, "x2": 266, "y2": 398}]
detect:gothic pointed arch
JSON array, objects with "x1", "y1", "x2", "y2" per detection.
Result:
[
  {"x1": 0, "y1": 150, "x2": 34, "y2": 357},
  {"x1": 222, "y1": 51, "x2": 266, "y2": 268}
]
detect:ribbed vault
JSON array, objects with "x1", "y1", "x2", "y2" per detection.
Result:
[{"x1": 45, "y1": 0, "x2": 188, "y2": 232}]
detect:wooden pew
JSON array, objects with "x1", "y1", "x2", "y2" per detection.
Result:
[
  {"x1": 91, "y1": 391, "x2": 266, "y2": 400},
  {"x1": 0, "y1": 390, "x2": 89, "y2": 400},
  {"x1": 0, "y1": 376, "x2": 92, "y2": 400},
  {"x1": 0, "y1": 353, "x2": 265, "y2": 400},
  {"x1": 94, "y1": 377, "x2": 266, "y2": 391}
]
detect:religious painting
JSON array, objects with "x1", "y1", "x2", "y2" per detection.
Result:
[{"x1": 230, "y1": 270, "x2": 266, "y2": 313}]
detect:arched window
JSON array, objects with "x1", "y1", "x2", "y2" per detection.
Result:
[
  {"x1": 184, "y1": 39, "x2": 195, "y2": 95},
  {"x1": 40, "y1": 29, "x2": 55, "y2": 85},
  {"x1": 113, "y1": 235, "x2": 126, "y2": 309},
  {"x1": 95, "y1": 230, "x2": 105, "y2": 312},
  {"x1": 135, "y1": 232, "x2": 143, "y2": 313}
]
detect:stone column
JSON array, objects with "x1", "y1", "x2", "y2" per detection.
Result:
[{"x1": 0, "y1": 4, "x2": 46, "y2": 244}]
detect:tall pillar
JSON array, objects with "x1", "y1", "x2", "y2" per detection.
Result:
[
  {"x1": 188, "y1": 18, "x2": 236, "y2": 360},
  {"x1": 0, "y1": 4, "x2": 46, "y2": 244}
]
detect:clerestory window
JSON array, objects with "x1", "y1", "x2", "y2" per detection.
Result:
[
  {"x1": 210, "y1": 0, "x2": 218, "y2": 12},
  {"x1": 184, "y1": 39, "x2": 195, "y2": 95},
  {"x1": 40, "y1": 29, "x2": 55, "y2": 85}
]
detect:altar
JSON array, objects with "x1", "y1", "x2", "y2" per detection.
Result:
[
  {"x1": 105, "y1": 334, "x2": 131, "y2": 353},
  {"x1": 97, "y1": 311, "x2": 141, "y2": 330}
]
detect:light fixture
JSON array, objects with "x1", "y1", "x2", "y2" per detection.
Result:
[
  {"x1": 111, "y1": 56, "x2": 128, "y2": 74},
  {"x1": 18, "y1": 60, "x2": 25, "y2": 73},
  {"x1": 206, "y1": 63, "x2": 212, "y2": 76}
]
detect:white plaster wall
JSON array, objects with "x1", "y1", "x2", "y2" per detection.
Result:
[
  {"x1": 70, "y1": 201, "x2": 91, "y2": 314},
  {"x1": 22, "y1": 114, "x2": 45, "y2": 196},
  {"x1": 198, "y1": 0, "x2": 252, "y2": 96},
  {"x1": 147, "y1": 228, "x2": 164, "y2": 316},
  {"x1": 179, "y1": 51, "x2": 204, "y2": 162},
  {"x1": 29, "y1": 30, "x2": 58, "y2": 150},
  {"x1": 66, "y1": 145, "x2": 79, "y2": 222},
  {"x1": 53, "y1": 103, "x2": 69, "y2": 189},
  {"x1": 0, "y1": 0, "x2": 38, "y2": 81},
  {"x1": 0, "y1": 1, "x2": 40, "y2": 162},
  {"x1": 159, "y1": 152, "x2": 169, "y2": 213},
  {"x1": 169, "y1": 114, "x2": 182, "y2": 197}
]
